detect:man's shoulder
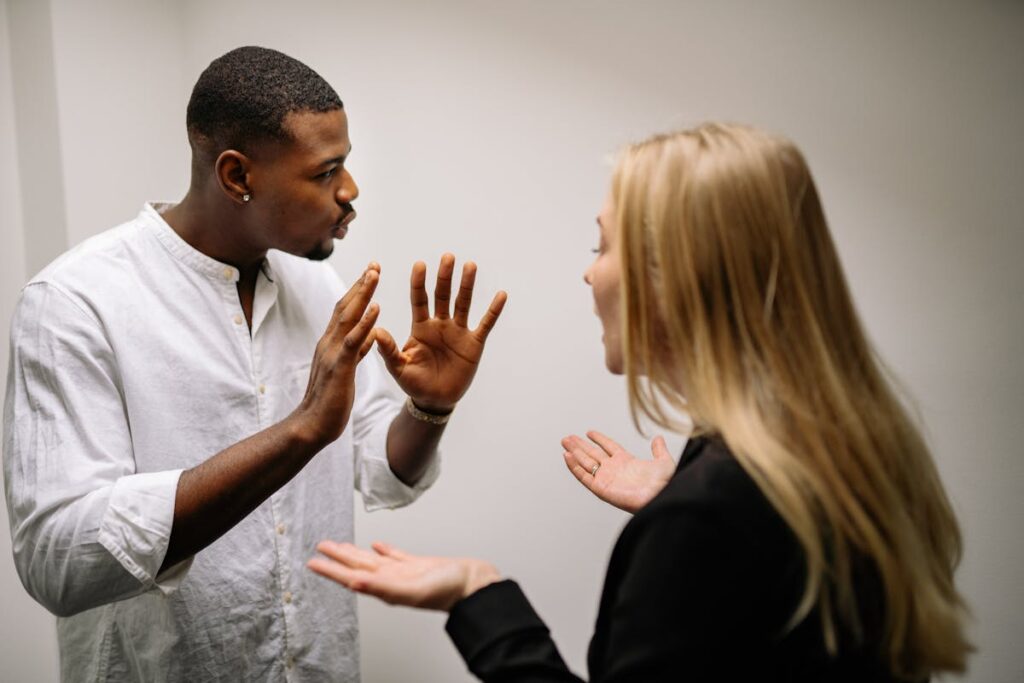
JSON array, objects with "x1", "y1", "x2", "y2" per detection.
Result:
[{"x1": 29, "y1": 210, "x2": 153, "y2": 293}]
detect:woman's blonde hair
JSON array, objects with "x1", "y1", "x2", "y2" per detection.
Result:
[{"x1": 615, "y1": 123, "x2": 971, "y2": 678}]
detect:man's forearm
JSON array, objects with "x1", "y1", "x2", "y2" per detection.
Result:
[
  {"x1": 160, "y1": 416, "x2": 324, "y2": 572},
  {"x1": 385, "y1": 404, "x2": 448, "y2": 486}
]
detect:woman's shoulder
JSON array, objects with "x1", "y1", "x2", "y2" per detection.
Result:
[
  {"x1": 642, "y1": 436, "x2": 771, "y2": 518},
  {"x1": 626, "y1": 435, "x2": 804, "y2": 587},
  {"x1": 603, "y1": 435, "x2": 810, "y2": 648}
]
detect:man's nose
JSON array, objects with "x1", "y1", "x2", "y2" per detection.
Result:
[{"x1": 337, "y1": 171, "x2": 359, "y2": 203}]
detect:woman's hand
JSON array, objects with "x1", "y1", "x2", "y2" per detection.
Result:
[
  {"x1": 308, "y1": 540, "x2": 502, "y2": 612},
  {"x1": 562, "y1": 431, "x2": 676, "y2": 513}
]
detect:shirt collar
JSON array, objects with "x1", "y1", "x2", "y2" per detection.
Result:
[{"x1": 143, "y1": 202, "x2": 275, "y2": 284}]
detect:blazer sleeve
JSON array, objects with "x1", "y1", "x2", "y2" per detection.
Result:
[
  {"x1": 597, "y1": 506, "x2": 762, "y2": 681},
  {"x1": 446, "y1": 580, "x2": 583, "y2": 682},
  {"x1": 443, "y1": 506, "x2": 767, "y2": 682}
]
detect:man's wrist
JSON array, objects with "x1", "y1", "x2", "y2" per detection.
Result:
[
  {"x1": 284, "y1": 411, "x2": 332, "y2": 451},
  {"x1": 406, "y1": 397, "x2": 455, "y2": 425}
]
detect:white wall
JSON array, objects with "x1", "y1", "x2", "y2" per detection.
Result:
[
  {"x1": 1, "y1": 1, "x2": 1021, "y2": 681},
  {"x1": 48, "y1": 0, "x2": 191, "y2": 247},
  {"x1": 1, "y1": 0, "x2": 62, "y2": 680}
]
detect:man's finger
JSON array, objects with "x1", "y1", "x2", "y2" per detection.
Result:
[
  {"x1": 373, "y1": 327, "x2": 407, "y2": 378},
  {"x1": 473, "y1": 290, "x2": 508, "y2": 342},
  {"x1": 452, "y1": 261, "x2": 476, "y2": 328},
  {"x1": 333, "y1": 269, "x2": 378, "y2": 338},
  {"x1": 409, "y1": 261, "x2": 429, "y2": 323},
  {"x1": 333, "y1": 263, "x2": 380, "y2": 324},
  {"x1": 343, "y1": 303, "x2": 379, "y2": 355},
  {"x1": 434, "y1": 253, "x2": 455, "y2": 320},
  {"x1": 358, "y1": 333, "x2": 376, "y2": 359}
]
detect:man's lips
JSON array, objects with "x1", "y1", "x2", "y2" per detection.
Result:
[{"x1": 332, "y1": 210, "x2": 357, "y2": 236}]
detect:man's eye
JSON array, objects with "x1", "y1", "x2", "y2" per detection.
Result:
[
  {"x1": 319, "y1": 168, "x2": 337, "y2": 180},
  {"x1": 591, "y1": 247, "x2": 601, "y2": 254}
]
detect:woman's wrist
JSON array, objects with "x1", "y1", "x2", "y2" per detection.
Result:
[{"x1": 460, "y1": 560, "x2": 502, "y2": 603}]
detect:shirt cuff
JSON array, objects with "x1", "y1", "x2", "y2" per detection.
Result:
[
  {"x1": 97, "y1": 469, "x2": 191, "y2": 593},
  {"x1": 445, "y1": 579, "x2": 549, "y2": 664},
  {"x1": 359, "y1": 446, "x2": 442, "y2": 512},
  {"x1": 355, "y1": 398, "x2": 442, "y2": 511}
]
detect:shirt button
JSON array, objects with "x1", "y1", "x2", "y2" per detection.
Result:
[
  {"x1": 286, "y1": 656, "x2": 295, "y2": 669},
  {"x1": 283, "y1": 591, "x2": 293, "y2": 604},
  {"x1": 222, "y1": 266, "x2": 233, "y2": 280},
  {"x1": 233, "y1": 314, "x2": 243, "y2": 325},
  {"x1": 259, "y1": 383, "x2": 267, "y2": 395},
  {"x1": 276, "y1": 523, "x2": 285, "y2": 535}
]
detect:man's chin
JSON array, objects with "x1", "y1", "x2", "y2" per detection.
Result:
[{"x1": 304, "y1": 240, "x2": 335, "y2": 262}]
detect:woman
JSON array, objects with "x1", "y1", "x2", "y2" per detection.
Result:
[{"x1": 308, "y1": 124, "x2": 972, "y2": 681}]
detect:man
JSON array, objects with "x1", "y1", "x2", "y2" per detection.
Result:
[{"x1": 3, "y1": 46, "x2": 506, "y2": 681}]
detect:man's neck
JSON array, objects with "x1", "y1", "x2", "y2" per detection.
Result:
[
  {"x1": 162, "y1": 191, "x2": 267, "y2": 277},
  {"x1": 163, "y1": 191, "x2": 264, "y2": 328}
]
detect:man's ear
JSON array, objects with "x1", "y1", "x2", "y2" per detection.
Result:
[{"x1": 215, "y1": 150, "x2": 252, "y2": 204}]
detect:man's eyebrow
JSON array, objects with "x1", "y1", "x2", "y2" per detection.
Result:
[{"x1": 318, "y1": 145, "x2": 353, "y2": 167}]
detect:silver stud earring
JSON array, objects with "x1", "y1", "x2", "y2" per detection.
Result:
[{"x1": 243, "y1": 193, "x2": 251, "y2": 203}]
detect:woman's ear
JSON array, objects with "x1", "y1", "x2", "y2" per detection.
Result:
[{"x1": 214, "y1": 149, "x2": 252, "y2": 204}]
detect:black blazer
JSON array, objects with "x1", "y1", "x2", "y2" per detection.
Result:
[{"x1": 446, "y1": 436, "x2": 910, "y2": 682}]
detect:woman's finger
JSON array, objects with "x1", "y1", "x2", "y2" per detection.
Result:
[
  {"x1": 372, "y1": 541, "x2": 410, "y2": 561},
  {"x1": 651, "y1": 435, "x2": 672, "y2": 460},
  {"x1": 316, "y1": 541, "x2": 381, "y2": 571},
  {"x1": 563, "y1": 434, "x2": 609, "y2": 462},
  {"x1": 308, "y1": 557, "x2": 368, "y2": 591},
  {"x1": 587, "y1": 430, "x2": 627, "y2": 458},
  {"x1": 562, "y1": 437, "x2": 602, "y2": 477},
  {"x1": 563, "y1": 451, "x2": 597, "y2": 489}
]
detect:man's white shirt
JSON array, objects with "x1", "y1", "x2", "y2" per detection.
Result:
[{"x1": 3, "y1": 203, "x2": 439, "y2": 682}]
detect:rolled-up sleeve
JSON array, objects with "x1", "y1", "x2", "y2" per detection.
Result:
[
  {"x1": 2, "y1": 283, "x2": 191, "y2": 617},
  {"x1": 350, "y1": 352, "x2": 440, "y2": 512}
]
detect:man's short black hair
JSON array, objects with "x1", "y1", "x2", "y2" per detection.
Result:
[{"x1": 186, "y1": 46, "x2": 343, "y2": 157}]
